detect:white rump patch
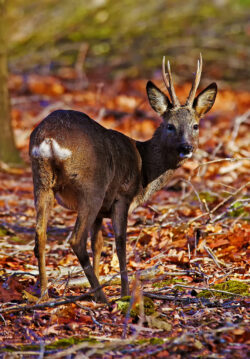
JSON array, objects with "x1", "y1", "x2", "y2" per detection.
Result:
[
  {"x1": 31, "y1": 138, "x2": 72, "y2": 160},
  {"x1": 31, "y1": 139, "x2": 51, "y2": 158},
  {"x1": 51, "y1": 139, "x2": 72, "y2": 159}
]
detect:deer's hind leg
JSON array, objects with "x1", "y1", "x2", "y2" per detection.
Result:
[
  {"x1": 91, "y1": 217, "x2": 103, "y2": 280},
  {"x1": 32, "y1": 160, "x2": 55, "y2": 300},
  {"x1": 69, "y1": 197, "x2": 107, "y2": 303}
]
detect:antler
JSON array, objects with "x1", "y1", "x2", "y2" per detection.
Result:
[
  {"x1": 185, "y1": 53, "x2": 203, "y2": 107},
  {"x1": 162, "y1": 56, "x2": 180, "y2": 107}
]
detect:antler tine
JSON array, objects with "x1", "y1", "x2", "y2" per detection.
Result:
[
  {"x1": 167, "y1": 60, "x2": 180, "y2": 107},
  {"x1": 162, "y1": 56, "x2": 170, "y2": 88},
  {"x1": 162, "y1": 56, "x2": 180, "y2": 107},
  {"x1": 186, "y1": 53, "x2": 203, "y2": 107}
]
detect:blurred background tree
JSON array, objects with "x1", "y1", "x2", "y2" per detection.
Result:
[
  {"x1": 0, "y1": 0, "x2": 22, "y2": 165},
  {"x1": 0, "y1": 0, "x2": 249, "y2": 165},
  {"x1": 7, "y1": 0, "x2": 250, "y2": 87}
]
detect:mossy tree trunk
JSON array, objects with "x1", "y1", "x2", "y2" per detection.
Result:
[{"x1": 0, "y1": 0, "x2": 22, "y2": 165}]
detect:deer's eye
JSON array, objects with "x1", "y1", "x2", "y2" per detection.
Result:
[
  {"x1": 193, "y1": 124, "x2": 199, "y2": 130},
  {"x1": 167, "y1": 124, "x2": 175, "y2": 131}
]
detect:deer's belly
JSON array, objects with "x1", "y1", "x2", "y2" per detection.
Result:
[{"x1": 55, "y1": 189, "x2": 78, "y2": 211}]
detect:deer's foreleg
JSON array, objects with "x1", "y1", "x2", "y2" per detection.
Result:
[{"x1": 112, "y1": 199, "x2": 129, "y2": 297}]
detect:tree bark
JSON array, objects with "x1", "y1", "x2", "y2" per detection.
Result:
[{"x1": 0, "y1": 0, "x2": 23, "y2": 165}]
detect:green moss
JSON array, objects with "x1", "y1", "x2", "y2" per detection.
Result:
[
  {"x1": 143, "y1": 296, "x2": 155, "y2": 315},
  {"x1": 136, "y1": 339, "x2": 148, "y2": 345},
  {"x1": 199, "y1": 4, "x2": 219, "y2": 17},
  {"x1": 149, "y1": 337, "x2": 164, "y2": 345},
  {"x1": 198, "y1": 280, "x2": 249, "y2": 298},
  {"x1": 1, "y1": 345, "x2": 36, "y2": 353},
  {"x1": 8, "y1": 236, "x2": 22, "y2": 242},
  {"x1": 46, "y1": 337, "x2": 84, "y2": 350},
  {"x1": 0, "y1": 227, "x2": 8, "y2": 236},
  {"x1": 0, "y1": 226, "x2": 22, "y2": 241},
  {"x1": 234, "y1": 0, "x2": 250, "y2": 8},
  {"x1": 153, "y1": 278, "x2": 186, "y2": 289},
  {"x1": 135, "y1": 337, "x2": 164, "y2": 345},
  {"x1": 117, "y1": 296, "x2": 155, "y2": 317},
  {"x1": 146, "y1": 313, "x2": 172, "y2": 331},
  {"x1": 199, "y1": 192, "x2": 218, "y2": 204},
  {"x1": 228, "y1": 201, "x2": 248, "y2": 218},
  {"x1": 1, "y1": 338, "x2": 98, "y2": 353}
]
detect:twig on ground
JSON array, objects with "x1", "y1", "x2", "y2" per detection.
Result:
[
  {"x1": 188, "y1": 212, "x2": 209, "y2": 224},
  {"x1": 36, "y1": 275, "x2": 66, "y2": 304},
  {"x1": 62, "y1": 271, "x2": 72, "y2": 297},
  {"x1": 147, "y1": 283, "x2": 247, "y2": 298},
  {"x1": 188, "y1": 181, "x2": 249, "y2": 224},
  {"x1": 210, "y1": 181, "x2": 250, "y2": 215},
  {"x1": 212, "y1": 142, "x2": 223, "y2": 158},
  {"x1": 228, "y1": 110, "x2": 250, "y2": 151},
  {"x1": 38, "y1": 342, "x2": 45, "y2": 359},
  {"x1": 210, "y1": 212, "x2": 226, "y2": 224},
  {"x1": 181, "y1": 179, "x2": 204, "y2": 211},
  {"x1": 144, "y1": 250, "x2": 168, "y2": 264},
  {"x1": 143, "y1": 269, "x2": 207, "y2": 286},
  {"x1": 0, "y1": 272, "x2": 122, "y2": 315},
  {"x1": 0, "y1": 161, "x2": 25, "y2": 174},
  {"x1": 0, "y1": 314, "x2": 6, "y2": 325},
  {"x1": 188, "y1": 243, "x2": 191, "y2": 261},
  {"x1": 231, "y1": 212, "x2": 246, "y2": 227},
  {"x1": 193, "y1": 158, "x2": 250, "y2": 178},
  {"x1": 202, "y1": 199, "x2": 212, "y2": 222},
  {"x1": 202, "y1": 243, "x2": 223, "y2": 270},
  {"x1": 45, "y1": 337, "x2": 142, "y2": 359},
  {"x1": 76, "y1": 303, "x2": 103, "y2": 329},
  {"x1": 46, "y1": 342, "x2": 102, "y2": 359},
  {"x1": 8, "y1": 351, "x2": 43, "y2": 356}
]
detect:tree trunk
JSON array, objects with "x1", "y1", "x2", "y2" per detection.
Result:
[{"x1": 0, "y1": 0, "x2": 23, "y2": 165}]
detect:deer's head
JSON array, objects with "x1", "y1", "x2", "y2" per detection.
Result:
[{"x1": 146, "y1": 54, "x2": 217, "y2": 161}]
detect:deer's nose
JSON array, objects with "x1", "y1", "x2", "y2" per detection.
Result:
[
  {"x1": 178, "y1": 143, "x2": 193, "y2": 155},
  {"x1": 178, "y1": 143, "x2": 194, "y2": 159}
]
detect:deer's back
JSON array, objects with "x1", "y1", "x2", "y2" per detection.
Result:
[{"x1": 29, "y1": 110, "x2": 142, "y2": 215}]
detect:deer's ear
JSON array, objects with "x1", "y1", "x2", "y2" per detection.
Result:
[
  {"x1": 193, "y1": 82, "x2": 217, "y2": 117},
  {"x1": 146, "y1": 81, "x2": 171, "y2": 116}
]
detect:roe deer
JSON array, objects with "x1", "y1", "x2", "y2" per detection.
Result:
[{"x1": 29, "y1": 54, "x2": 217, "y2": 303}]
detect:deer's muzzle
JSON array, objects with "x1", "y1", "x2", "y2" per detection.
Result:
[{"x1": 178, "y1": 143, "x2": 194, "y2": 159}]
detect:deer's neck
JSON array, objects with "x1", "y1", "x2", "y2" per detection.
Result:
[
  {"x1": 129, "y1": 133, "x2": 180, "y2": 214},
  {"x1": 136, "y1": 134, "x2": 179, "y2": 187}
]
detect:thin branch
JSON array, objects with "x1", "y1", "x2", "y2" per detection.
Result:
[
  {"x1": 228, "y1": 110, "x2": 250, "y2": 149},
  {"x1": 202, "y1": 243, "x2": 223, "y2": 270},
  {"x1": 193, "y1": 157, "x2": 250, "y2": 178},
  {"x1": 202, "y1": 199, "x2": 212, "y2": 221},
  {"x1": 188, "y1": 181, "x2": 249, "y2": 224},
  {"x1": 148, "y1": 283, "x2": 247, "y2": 298},
  {"x1": 210, "y1": 181, "x2": 250, "y2": 214},
  {"x1": 0, "y1": 272, "x2": 123, "y2": 315},
  {"x1": 181, "y1": 179, "x2": 204, "y2": 210},
  {"x1": 76, "y1": 303, "x2": 103, "y2": 329},
  {"x1": 176, "y1": 284, "x2": 247, "y2": 298}
]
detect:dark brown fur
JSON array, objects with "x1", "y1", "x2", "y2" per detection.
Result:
[{"x1": 29, "y1": 71, "x2": 217, "y2": 303}]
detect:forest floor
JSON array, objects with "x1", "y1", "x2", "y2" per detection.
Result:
[{"x1": 0, "y1": 71, "x2": 249, "y2": 358}]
